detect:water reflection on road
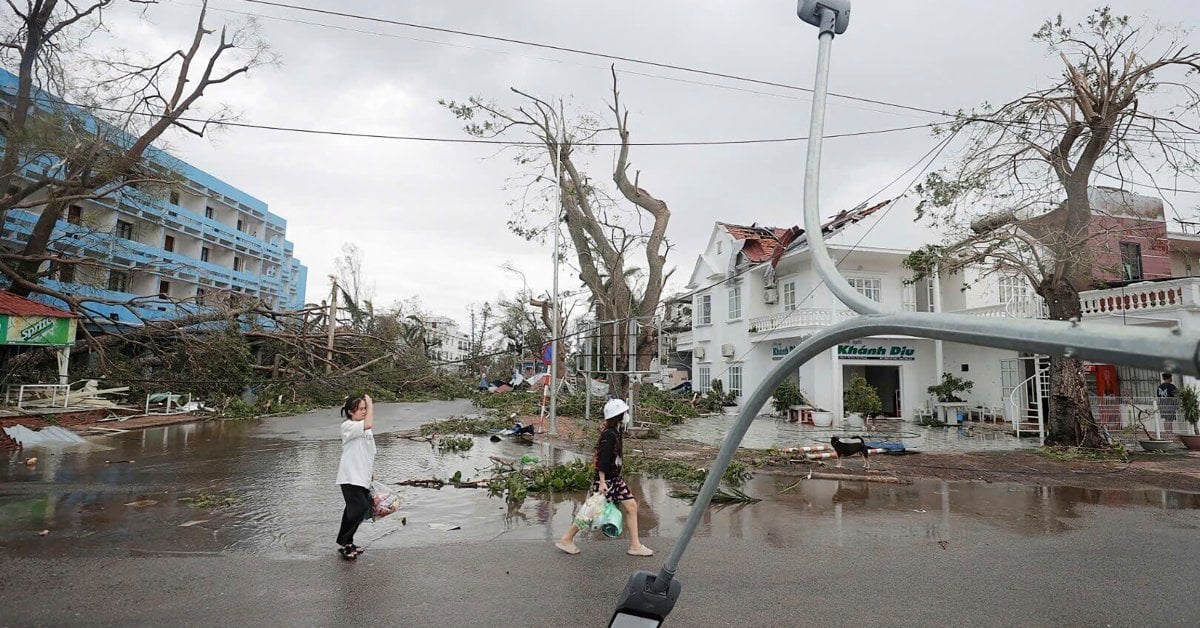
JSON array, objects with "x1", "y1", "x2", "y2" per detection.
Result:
[{"x1": 2, "y1": 402, "x2": 1197, "y2": 558}]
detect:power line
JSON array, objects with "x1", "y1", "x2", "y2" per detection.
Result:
[
  {"x1": 26, "y1": 93, "x2": 936, "y2": 146},
  {"x1": 239, "y1": 0, "x2": 953, "y2": 120}
]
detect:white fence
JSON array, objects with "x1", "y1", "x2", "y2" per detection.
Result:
[{"x1": 1089, "y1": 396, "x2": 1182, "y2": 438}]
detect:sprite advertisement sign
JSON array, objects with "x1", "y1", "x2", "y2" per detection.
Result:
[{"x1": 0, "y1": 314, "x2": 76, "y2": 346}]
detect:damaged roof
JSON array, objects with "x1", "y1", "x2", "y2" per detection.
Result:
[{"x1": 719, "y1": 199, "x2": 893, "y2": 264}]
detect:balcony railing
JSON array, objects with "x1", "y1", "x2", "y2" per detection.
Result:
[
  {"x1": 952, "y1": 297, "x2": 1048, "y2": 319},
  {"x1": 748, "y1": 307, "x2": 858, "y2": 334},
  {"x1": 1079, "y1": 278, "x2": 1200, "y2": 317}
]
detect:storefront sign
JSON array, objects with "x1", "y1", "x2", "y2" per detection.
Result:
[
  {"x1": 0, "y1": 315, "x2": 76, "y2": 346},
  {"x1": 837, "y1": 340, "x2": 916, "y2": 361},
  {"x1": 770, "y1": 342, "x2": 796, "y2": 360}
]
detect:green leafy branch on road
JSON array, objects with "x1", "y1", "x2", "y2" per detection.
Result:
[{"x1": 180, "y1": 491, "x2": 241, "y2": 509}]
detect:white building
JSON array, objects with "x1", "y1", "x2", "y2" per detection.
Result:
[
  {"x1": 424, "y1": 315, "x2": 470, "y2": 367},
  {"x1": 683, "y1": 192, "x2": 1199, "y2": 430}
]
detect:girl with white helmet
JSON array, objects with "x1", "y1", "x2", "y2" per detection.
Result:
[{"x1": 555, "y1": 397, "x2": 654, "y2": 556}]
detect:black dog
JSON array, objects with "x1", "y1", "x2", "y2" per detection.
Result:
[{"x1": 831, "y1": 436, "x2": 869, "y2": 469}]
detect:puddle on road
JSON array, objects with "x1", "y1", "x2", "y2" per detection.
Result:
[
  {"x1": 2, "y1": 406, "x2": 1197, "y2": 558},
  {"x1": 666, "y1": 415, "x2": 1042, "y2": 453}
]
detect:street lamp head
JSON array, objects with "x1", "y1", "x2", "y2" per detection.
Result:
[{"x1": 798, "y1": 0, "x2": 850, "y2": 35}]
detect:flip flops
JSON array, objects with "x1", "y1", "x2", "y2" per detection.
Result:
[
  {"x1": 338, "y1": 544, "x2": 365, "y2": 560},
  {"x1": 626, "y1": 546, "x2": 654, "y2": 556},
  {"x1": 555, "y1": 541, "x2": 581, "y2": 555}
]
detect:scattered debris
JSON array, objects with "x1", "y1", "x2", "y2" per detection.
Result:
[
  {"x1": 178, "y1": 520, "x2": 209, "y2": 528},
  {"x1": 38, "y1": 529, "x2": 49, "y2": 536},
  {"x1": 24, "y1": 457, "x2": 37, "y2": 466},
  {"x1": 938, "y1": 540, "x2": 950, "y2": 550},
  {"x1": 180, "y1": 492, "x2": 240, "y2": 509},
  {"x1": 124, "y1": 500, "x2": 158, "y2": 507},
  {"x1": 670, "y1": 486, "x2": 761, "y2": 504},
  {"x1": 105, "y1": 460, "x2": 135, "y2": 464},
  {"x1": 401, "y1": 517, "x2": 407, "y2": 526},
  {"x1": 3, "y1": 425, "x2": 87, "y2": 448},
  {"x1": 428, "y1": 523, "x2": 461, "y2": 531}
]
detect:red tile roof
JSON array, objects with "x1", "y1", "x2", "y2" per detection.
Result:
[
  {"x1": 0, "y1": 291, "x2": 76, "y2": 318},
  {"x1": 720, "y1": 224, "x2": 792, "y2": 262},
  {"x1": 720, "y1": 199, "x2": 893, "y2": 264}
]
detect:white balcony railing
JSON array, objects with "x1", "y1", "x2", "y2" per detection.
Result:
[
  {"x1": 1079, "y1": 278, "x2": 1200, "y2": 317},
  {"x1": 953, "y1": 297, "x2": 1048, "y2": 319},
  {"x1": 748, "y1": 308, "x2": 858, "y2": 334}
]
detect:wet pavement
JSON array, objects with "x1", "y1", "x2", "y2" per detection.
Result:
[
  {"x1": 4, "y1": 401, "x2": 1200, "y2": 625},
  {"x1": 666, "y1": 414, "x2": 1041, "y2": 452},
  {"x1": 2, "y1": 401, "x2": 1198, "y2": 562}
]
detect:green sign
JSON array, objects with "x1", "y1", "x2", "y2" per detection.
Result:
[
  {"x1": 0, "y1": 315, "x2": 76, "y2": 346},
  {"x1": 838, "y1": 340, "x2": 916, "y2": 361},
  {"x1": 771, "y1": 342, "x2": 797, "y2": 360}
]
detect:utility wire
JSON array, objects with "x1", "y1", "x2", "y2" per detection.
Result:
[
  {"x1": 239, "y1": 0, "x2": 952, "y2": 120},
  {"x1": 25, "y1": 92, "x2": 936, "y2": 146}
]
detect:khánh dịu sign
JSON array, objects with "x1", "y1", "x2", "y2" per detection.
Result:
[
  {"x1": 0, "y1": 314, "x2": 76, "y2": 346},
  {"x1": 837, "y1": 340, "x2": 916, "y2": 361}
]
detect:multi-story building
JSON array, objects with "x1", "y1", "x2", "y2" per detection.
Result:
[
  {"x1": 0, "y1": 69, "x2": 306, "y2": 324},
  {"x1": 685, "y1": 189, "x2": 1196, "y2": 430},
  {"x1": 424, "y1": 316, "x2": 470, "y2": 366}
]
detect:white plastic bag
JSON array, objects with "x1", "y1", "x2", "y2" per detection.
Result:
[
  {"x1": 574, "y1": 493, "x2": 606, "y2": 530},
  {"x1": 365, "y1": 480, "x2": 400, "y2": 522}
]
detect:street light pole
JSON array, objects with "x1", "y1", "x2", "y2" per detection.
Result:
[{"x1": 549, "y1": 114, "x2": 562, "y2": 436}]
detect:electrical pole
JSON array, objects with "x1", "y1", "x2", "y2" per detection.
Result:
[
  {"x1": 549, "y1": 113, "x2": 563, "y2": 436},
  {"x1": 326, "y1": 278, "x2": 338, "y2": 374}
]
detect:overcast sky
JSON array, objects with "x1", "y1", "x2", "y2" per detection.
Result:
[{"x1": 97, "y1": 0, "x2": 1200, "y2": 325}]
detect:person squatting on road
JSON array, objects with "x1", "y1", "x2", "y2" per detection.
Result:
[
  {"x1": 556, "y1": 398, "x2": 654, "y2": 557},
  {"x1": 335, "y1": 394, "x2": 375, "y2": 560}
]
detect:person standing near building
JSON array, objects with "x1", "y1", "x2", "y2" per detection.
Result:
[
  {"x1": 556, "y1": 399, "x2": 654, "y2": 557},
  {"x1": 1158, "y1": 373, "x2": 1179, "y2": 426},
  {"x1": 336, "y1": 394, "x2": 375, "y2": 560}
]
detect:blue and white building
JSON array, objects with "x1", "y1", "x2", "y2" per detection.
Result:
[{"x1": 0, "y1": 69, "x2": 306, "y2": 324}]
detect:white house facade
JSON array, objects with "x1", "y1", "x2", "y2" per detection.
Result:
[{"x1": 684, "y1": 192, "x2": 1200, "y2": 431}]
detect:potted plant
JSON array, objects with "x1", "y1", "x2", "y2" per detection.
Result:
[
  {"x1": 1129, "y1": 403, "x2": 1173, "y2": 452},
  {"x1": 927, "y1": 372, "x2": 974, "y2": 424},
  {"x1": 1177, "y1": 385, "x2": 1200, "y2": 450},
  {"x1": 927, "y1": 372, "x2": 974, "y2": 402},
  {"x1": 771, "y1": 379, "x2": 807, "y2": 417},
  {"x1": 844, "y1": 375, "x2": 882, "y2": 429}
]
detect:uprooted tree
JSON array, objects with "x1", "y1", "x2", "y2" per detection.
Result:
[
  {"x1": 909, "y1": 8, "x2": 1200, "y2": 447},
  {"x1": 441, "y1": 68, "x2": 674, "y2": 398}
]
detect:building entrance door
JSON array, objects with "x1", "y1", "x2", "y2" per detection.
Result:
[{"x1": 844, "y1": 364, "x2": 902, "y2": 417}]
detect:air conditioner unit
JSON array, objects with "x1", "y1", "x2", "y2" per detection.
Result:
[
  {"x1": 721, "y1": 343, "x2": 736, "y2": 358},
  {"x1": 694, "y1": 346, "x2": 706, "y2": 360},
  {"x1": 763, "y1": 288, "x2": 778, "y2": 304}
]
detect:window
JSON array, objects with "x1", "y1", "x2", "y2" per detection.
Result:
[
  {"x1": 200, "y1": 247, "x2": 209, "y2": 262},
  {"x1": 107, "y1": 270, "x2": 129, "y2": 292},
  {"x1": 54, "y1": 261, "x2": 75, "y2": 283},
  {"x1": 1120, "y1": 242, "x2": 1143, "y2": 281},
  {"x1": 158, "y1": 280, "x2": 171, "y2": 297},
  {"x1": 195, "y1": 288, "x2": 206, "y2": 305},
  {"x1": 237, "y1": 218, "x2": 244, "y2": 232},
  {"x1": 163, "y1": 235, "x2": 175, "y2": 252},
  {"x1": 998, "y1": 275, "x2": 1029, "y2": 304},
  {"x1": 782, "y1": 281, "x2": 797, "y2": 311},
  {"x1": 728, "y1": 285, "x2": 742, "y2": 320},
  {"x1": 205, "y1": 206, "x2": 215, "y2": 220},
  {"x1": 848, "y1": 277, "x2": 882, "y2": 303},
  {"x1": 169, "y1": 190, "x2": 180, "y2": 205},
  {"x1": 115, "y1": 220, "x2": 134, "y2": 241},
  {"x1": 697, "y1": 294, "x2": 712, "y2": 325},
  {"x1": 697, "y1": 365, "x2": 711, "y2": 392},
  {"x1": 233, "y1": 257, "x2": 241, "y2": 272},
  {"x1": 67, "y1": 205, "x2": 82, "y2": 225},
  {"x1": 728, "y1": 365, "x2": 743, "y2": 397}
]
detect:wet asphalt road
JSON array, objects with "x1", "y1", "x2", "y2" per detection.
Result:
[
  {"x1": 3, "y1": 506, "x2": 1199, "y2": 627},
  {"x1": 3, "y1": 400, "x2": 1200, "y2": 626}
]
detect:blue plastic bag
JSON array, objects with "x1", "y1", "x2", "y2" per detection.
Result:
[{"x1": 596, "y1": 500, "x2": 624, "y2": 538}]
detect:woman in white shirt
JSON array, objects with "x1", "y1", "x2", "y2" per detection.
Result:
[{"x1": 335, "y1": 394, "x2": 374, "y2": 560}]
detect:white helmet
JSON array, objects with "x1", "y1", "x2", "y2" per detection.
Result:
[{"x1": 603, "y1": 398, "x2": 630, "y2": 421}]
